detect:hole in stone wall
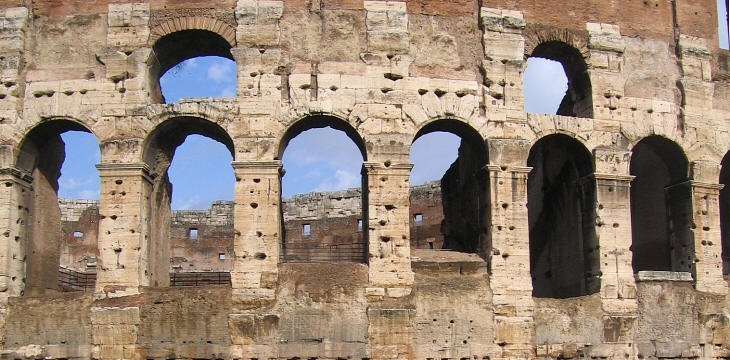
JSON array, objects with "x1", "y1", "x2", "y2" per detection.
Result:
[
  {"x1": 523, "y1": 58, "x2": 568, "y2": 115},
  {"x1": 528, "y1": 134, "x2": 599, "y2": 298},
  {"x1": 719, "y1": 0, "x2": 729, "y2": 49},
  {"x1": 160, "y1": 56, "x2": 236, "y2": 103},
  {"x1": 525, "y1": 41, "x2": 593, "y2": 118},
  {"x1": 279, "y1": 116, "x2": 366, "y2": 263},
  {"x1": 145, "y1": 117, "x2": 235, "y2": 287},
  {"x1": 410, "y1": 121, "x2": 490, "y2": 257},
  {"x1": 630, "y1": 135, "x2": 692, "y2": 273},
  {"x1": 151, "y1": 29, "x2": 236, "y2": 104},
  {"x1": 17, "y1": 122, "x2": 101, "y2": 294},
  {"x1": 715, "y1": 154, "x2": 730, "y2": 278},
  {"x1": 188, "y1": 228, "x2": 198, "y2": 240}
]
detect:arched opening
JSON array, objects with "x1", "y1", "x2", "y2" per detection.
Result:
[
  {"x1": 525, "y1": 41, "x2": 592, "y2": 118},
  {"x1": 150, "y1": 29, "x2": 235, "y2": 104},
  {"x1": 410, "y1": 120, "x2": 490, "y2": 256},
  {"x1": 143, "y1": 117, "x2": 235, "y2": 286},
  {"x1": 15, "y1": 120, "x2": 100, "y2": 295},
  {"x1": 721, "y1": 151, "x2": 730, "y2": 275},
  {"x1": 630, "y1": 136, "x2": 692, "y2": 274},
  {"x1": 524, "y1": 58, "x2": 568, "y2": 114},
  {"x1": 278, "y1": 115, "x2": 367, "y2": 263},
  {"x1": 527, "y1": 134, "x2": 598, "y2": 298}
]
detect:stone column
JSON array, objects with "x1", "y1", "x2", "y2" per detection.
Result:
[
  {"x1": 228, "y1": 161, "x2": 281, "y2": 358},
  {"x1": 593, "y1": 149, "x2": 638, "y2": 311},
  {"x1": 488, "y1": 163, "x2": 534, "y2": 358},
  {"x1": 230, "y1": 161, "x2": 281, "y2": 301},
  {"x1": 0, "y1": 167, "x2": 31, "y2": 301},
  {"x1": 594, "y1": 173, "x2": 638, "y2": 305},
  {"x1": 362, "y1": 162, "x2": 413, "y2": 297},
  {"x1": 689, "y1": 161, "x2": 726, "y2": 294},
  {"x1": 95, "y1": 163, "x2": 155, "y2": 297},
  {"x1": 591, "y1": 149, "x2": 639, "y2": 351}
]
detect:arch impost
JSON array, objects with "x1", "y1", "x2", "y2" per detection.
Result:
[
  {"x1": 96, "y1": 163, "x2": 153, "y2": 182},
  {"x1": 231, "y1": 160, "x2": 282, "y2": 170},
  {"x1": 485, "y1": 164, "x2": 532, "y2": 174},
  {"x1": 362, "y1": 162, "x2": 413, "y2": 172},
  {"x1": 593, "y1": 173, "x2": 635, "y2": 182},
  {"x1": 0, "y1": 167, "x2": 32, "y2": 184},
  {"x1": 689, "y1": 180, "x2": 725, "y2": 191}
]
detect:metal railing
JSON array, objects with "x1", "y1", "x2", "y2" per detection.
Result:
[
  {"x1": 58, "y1": 268, "x2": 232, "y2": 289},
  {"x1": 281, "y1": 242, "x2": 367, "y2": 263},
  {"x1": 58, "y1": 267, "x2": 96, "y2": 291},
  {"x1": 169, "y1": 271, "x2": 231, "y2": 287}
]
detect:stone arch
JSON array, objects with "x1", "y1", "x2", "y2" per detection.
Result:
[
  {"x1": 15, "y1": 118, "x2": 101, "y2": 296},
  {"x1": 524, "y1": 25, "x2": 592, "y2": 118},
  {"x1": 276, "y1": 113, "x2": 368, "y2": 263},
  {"x1": 524, "y1": 25, "x2": 589, "y2": 60},
  {"x1": 148, "y1": 17, "x2": 236, "y2": 48},
  {"x1": 276, "y1": 113, "x2": 368, "y2": 161},
  {"x1": 630, "y1": 135, "x2": 692, "y2": 274},
  {"x1": 527, "y1": 133, "x2": 598, "y2": 298},
  {"x1": 410, "y1": 118, "x2": 490, "y2": 256},
  {"x1": 142, "y1": 115, "x2": 235, "y2": 286},
  {"x1": 148, "y1": 25, "x2": 236, "y2": 103},
  {"x1": 526, "y1": 116, "x2": 594, "y2": 151},
  {"x1": 146, "y1": 104, "x2": 236, "y2": 146}
]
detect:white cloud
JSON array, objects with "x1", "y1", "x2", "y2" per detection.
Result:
[
  {"x1": 174, "y1": 194, "x2": 205, "y2": 210},
  {"x1": 219, "y1": 86, "x2": 235, "y2": 98},
  {"x1": 315, "y1": 169, "x2": 360, "y2": 192},
  {"x1": 77, "y1": 189, "x2": 98, "y2": 200},
  {"x1": 207, "y1": 60, "x2": 233, "y2": 83}
]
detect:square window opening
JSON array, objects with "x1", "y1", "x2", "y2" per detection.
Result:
[
  {"x1": 72, "y1": 231, "x2": 84, "y2": 238},
  {"x1": 218, "y1": 253, "x2": 225, "y2": 260},
  {"x1": 303, "y1": 223, "x2": 311, "y2": 237},
  {"x1": 414, "y1": 213, "x2": 423, "y2": 226},
  {"x1": 188, "y1": 228, "x2": 198, "y2": 240}
]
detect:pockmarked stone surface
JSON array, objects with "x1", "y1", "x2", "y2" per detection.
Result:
[{"x1": 1, "y1": 0, "x2": 730, "y2": 358}]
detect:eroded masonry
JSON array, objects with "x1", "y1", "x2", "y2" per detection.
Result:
[{"x1": 2, "y1": 0, "x2": 730, "y2": 359}]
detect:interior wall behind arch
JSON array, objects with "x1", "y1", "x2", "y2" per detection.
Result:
[
  {"x1": 18, "y1": 134, "x2": 65, "y2": 295},
  {"x1": 527, "y1": 135, "x2": 598, "y2": 298},
  {"x1": 440, "y1": 142, "x2": 490, "y2": 255},
  {"x1": 630, "y1": 139, "x2": 692, "y2": 274}
]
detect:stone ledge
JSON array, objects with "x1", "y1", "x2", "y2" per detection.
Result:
[{"x1": 635, "y1": 271, "x2": 693, "y2": 282}]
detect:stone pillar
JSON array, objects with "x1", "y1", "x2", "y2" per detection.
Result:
[
  {"x1": 228, "y1": 161, "x2": 281, "y2": 359},
  {"x1": 593, "y1": 150, "x2": 638, "y2": 311},
  {"x1": 230, "y1": 161, "x2": 281, "y2": 302},
  {"x1": 689, "y1": 161, "x2": 726, "y2": 294},
  {"x1": 363, "y1": 162, "x2": 413, "y2": 297},
  {"x1": 95, "y1": 163, "x2": 155, "y2": 297},
  {"x1": 488, "y1": 163, "x2": 534, "y2": 358},
  {"x1": 594, "y1": 174, "x2": 638, "y2": 304},
  {"x1": 592, "y1": 149, "x2": 638, "y2": 351},
  {"x1": 0, "y1": 167, "x2": 31, "y2": 301}
]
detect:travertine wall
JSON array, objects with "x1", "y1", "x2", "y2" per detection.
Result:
[
  {"x1": 59, "y1": 183, "x2": 445, "y2": 270},
  {"x1": 1, "y1": 0, "x2": 730, "y2": 358}
]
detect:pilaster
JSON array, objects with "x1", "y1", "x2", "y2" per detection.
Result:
[
  {"x1": 230, "y1": 160, "x2": 281, "y2": 302},
  {"x1": 0, "y1": 167, "x2": 32, "y2": 302},
  {"x1": 95, "y1": 163, "x2": 154, "y2": 298},
  {"x1": 362, "y1": 162, "x2": 413, "y2": 298},
  {"x1": 689, "y1": 161, "x2": 726, "y2": 294},
  {"x1": 487, "y1": 163, "x2": 534, "y2": 359}
]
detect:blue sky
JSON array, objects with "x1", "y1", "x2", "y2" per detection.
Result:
[{"x1": 60, "y1": 3, "x2": 730, "y2": 208}]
